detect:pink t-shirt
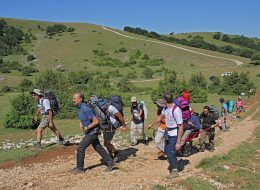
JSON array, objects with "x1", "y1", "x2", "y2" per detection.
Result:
[{"x1": 236, "y1": 100, "x2": 243, "y2": 107}]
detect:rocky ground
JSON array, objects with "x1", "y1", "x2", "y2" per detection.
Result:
[{"x1": 0, "y1": 101, "x2": 259, "y2": 190}]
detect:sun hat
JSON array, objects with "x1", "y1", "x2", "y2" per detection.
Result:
[
  {"x1": 156, "y1": 99, "x2": 166, "y2": 107},
  {"x1": 30, "y1": 89, "x2": 42, "y2": 96},
  {"x1": 131, "y1": 96, "x2": 137, "y2": 102}
]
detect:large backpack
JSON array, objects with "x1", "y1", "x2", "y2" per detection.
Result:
[
  {"x1": 173, "y1": 96, "x2": 191, "y2": 121},
  {"x1": 140, "y1": 100, "x2": 148, "y2": 120},
  {"x1": 44, "y1": 90, "x2": 60, "y2": 115},
  {"x1": 107, "y1": 95, "x2": 125, "y2": 126},
  {"x1": 208, "y1": 105, "x2": 219, "y2": 118},
  {"x1": 88, "y1": 95, "x2": 110, "y2": 129}
]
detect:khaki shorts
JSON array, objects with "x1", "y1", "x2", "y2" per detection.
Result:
[{"x1": 38, "y1": 115, "x2": 51, "y2": 128}]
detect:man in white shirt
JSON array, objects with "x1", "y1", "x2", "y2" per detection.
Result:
[
  {"x1": 147, "y1": 92, "x2": 184, "y2": 179},
  {"x1": 98, "y1": 99, "x2": 128, "y2": 161},
  {"x1": 31, "y1": 89, "x2": 64, "y2": 150}
]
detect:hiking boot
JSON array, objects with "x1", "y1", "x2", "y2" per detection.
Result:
[
  {"x1": 105, "y1": 161, "x2": 116, "y2": 172},
  {"x1": 32, "y1": 143, "x2": 42, "y2": 151},
  {"x1": 70, "y1": 167, "x2": 84, "y2": 174},
  {"x1": 157, "y1": 151, "x2": 165, "y2": 157},
  {"x1": 58, "y1": 137, "x2": 65, "y2": 145},
  {"x1": 167, "y1": 169, "x2": 179, "y2": 179}
]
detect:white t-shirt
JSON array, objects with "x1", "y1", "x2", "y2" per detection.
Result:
[
  {"x1": 162, "y1": 105, "x2": 183, "y2": 136},
  {"x1": 108, "y1": 105, "x2": 119, "y2": 125},
  {"x1": 37, "y1": 98, "x2": 51, "y2": 114}
]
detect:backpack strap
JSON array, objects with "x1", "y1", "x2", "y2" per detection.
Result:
[{"x1": 170, "y1": 105, "x2": 178, "y2": 129}]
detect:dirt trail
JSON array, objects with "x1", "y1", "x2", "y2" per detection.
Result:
[
  {"x1": 102, "y1": 27, "x2": 243, "y2": 66},
  {"x1": 0, "y1": 102, "x2": 259, "y2": 190}
]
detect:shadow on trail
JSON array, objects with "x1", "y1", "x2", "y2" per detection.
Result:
[
  {"x1": 117, "y1": 147, "x2": 138, "y2": 163},
  {"x1": 177, "y1": 159, "x2": 190, "y2": 172}
]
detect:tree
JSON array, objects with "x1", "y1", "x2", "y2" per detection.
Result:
[
  {"x1": 222, "y1": 34, "x2": 230, "y2": 42},
  {"x1": 143, "y1": 67, "x2": 153, "y2": 78},
  {"x1": 213, "y1": 32, "x2": 221, "y2": 40}
]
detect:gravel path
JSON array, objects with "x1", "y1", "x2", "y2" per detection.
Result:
[{"x1": 0, "y1": 105, "x2": 259, "y2": 190}]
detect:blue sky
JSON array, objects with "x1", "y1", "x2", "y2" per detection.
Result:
[{"x1": 1, "y1": 0, "x2": 259, "y2": 37}]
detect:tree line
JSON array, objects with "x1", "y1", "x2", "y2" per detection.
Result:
[{"x1": 124, "y1": 26, "x2": 260, "y2": 62}]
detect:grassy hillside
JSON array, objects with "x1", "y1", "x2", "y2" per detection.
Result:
[{"x1": 2, "y1": 18, "x2": 256, "y2": 87}]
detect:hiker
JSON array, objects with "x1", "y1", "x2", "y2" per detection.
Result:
[
  {"x1": 219, "y1": 98, "x2": 228, "y2": 131},
  {"x1": 130, "y1": 96, "x2": 145, "y2": 146},
  {"x1": 181, "y1": 89, "x2": 190, "y2": 101},
  {"x1": 235, "y1": 97, "x2": 243, "y2": 118},
  {"x1": 180, "y1": 108, "x2": 201, "y2": 147},
  {"x1": 31, "y1": 89, "x2": 64, "y2": 150},
  {"x1": 199, "y1": 106, "x2": 220, "y2": 152},
  {"x1": 71, "y1": 92, "x2": 115, "y2": 174},
  {"x1": 148, "y1": 99, "x2": 166, "y2": 157},
  {"x1": 97, "y1": 99, "x2": 128, "y2": 161},
  {"x1": 147, "y1": 92, "x2": 184, "y2": 179}
]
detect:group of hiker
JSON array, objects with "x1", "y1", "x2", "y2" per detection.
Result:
[{"x1": 30, "y1": 88, "x2": 244, "y2": 179}]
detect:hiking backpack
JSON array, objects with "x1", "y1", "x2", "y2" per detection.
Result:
[
  {"x1": 173, "y1": 96, "x2": 191, "y2": 121},
  {"x1": 44, "y1": 90, "x2": 60, "y2": 115},
  {"x1": 208, "y1": 105, "x2": 219, "y2": 119},
  {"x1": 107, "y1": 95, "x2": 124, "y2": 126},
  {"x1": 140, "y1": 101, "x2": 148, "y2": 120},
  {"x1": 88, "y1": 95, "x2": 110, "y2": 129}
]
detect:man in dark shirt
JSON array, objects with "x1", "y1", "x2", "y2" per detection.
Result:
[
  {"x1": 71, "y1": 92, "x2": 115, "y2": 174},
  {"x1": 199, "y1": 106, "x2": 220, "y2": 152},
  {"x1": 130, "y1": 96, "x2": 144, "y2": 146}
]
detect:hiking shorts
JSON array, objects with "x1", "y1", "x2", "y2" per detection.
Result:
[{"x1": 38, "y1": 115, "x2": 50, "y2": 128}]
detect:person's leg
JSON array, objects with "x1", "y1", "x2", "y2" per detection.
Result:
[
  {"x1": 180, "y1": 130, "x2": 191, "y2": 146},
  {"x1": 92, "y1": 136, "x2": 113, "y2": 166},
  {"x1": 164, "y1": 136, "x2": 179, "y2": 178},
  {"x1": 208, "y1": 130, "x2": 215, "y2": 151},
  {"x1": 164, "y1": 136, "x2": 177, "y2": 171},
  {"x1": 47, "y1": 117, "x2": 64, "y2": 141},
  {"x1": 199, "y1": 130, "x2": 206, "y2": 151},
  {"x1": 103, "y1": 130, "x2": 117, "y2": 157},
  {"x1": 130, "y1": 122, "x2": 137, "y2": 145},
  {"x1": 76, "y1": 133, "x2": 94, "y2": 171},
  {"x1": 36, "y1": 115, "x2": 48, "y2": 146},
  {"x1": 137, "y1": 123, "x2": 144, "y2": 143},
  {"x1": 155, "y1": 130, "x2": 165, "y2": 152}
]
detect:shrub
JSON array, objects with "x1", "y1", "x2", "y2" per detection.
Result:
[
  {"x1": 67, "y1": 27, "x2": 75, "y2": 32},
  {"x1": 4, "y1": 93, "x2": 35, "y2": 129},
  {"x1": 18, "y1": 79, "x2": 33, "y2": 92},
  {"x1": 27, "y1": 54, "x2": 36, "y2": 61},
  {"x1": 143, "y1": 67, "x2": 153, "y2": 78},
  {"x1": 1, "y1": 85, "x2": 13, "y2": 93}
]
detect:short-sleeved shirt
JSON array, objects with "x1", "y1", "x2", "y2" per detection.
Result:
[
  {"x1": 131, "y1": 104, "x2": 144, "y2": 124},
  {"x1": 199, "y1": 113, "x2": 218, "y2": 130},
  {"x1": 162, "y1": 105, "x2": 183, "y2": 137},
  {"x1": 77, "y1": 102, "x2": 95, "y2": 127},
  {"x1": 221, "y1": 103, "x2": 228, "y2": 114},
  {"x1": 37, "y1": 98, "x2": 51, "y2": 114},
  {"x1": 108, "y1": 105, "x2": 119, "y2": 125}
]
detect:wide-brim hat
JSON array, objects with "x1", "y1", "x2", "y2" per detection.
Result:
[
  {"x1": 30, "y1": 89, "x2": 42, "y2": 96},
  {"x1": 131, "y1": 96, "x2": 137, "y2": 102},
  {"x1": 156, "y1": 99, "x2": 166, "y2": 107}
]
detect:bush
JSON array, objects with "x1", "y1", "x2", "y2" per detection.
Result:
[
  {"x1": 18, "y1": 79, "x2": 33, "y2": 92},
  {"x1": 27, "y1": 54, "x2": 36, "y2": 61},
  {"x1": 67, "y1": 27, "x2": 75, "y2": 32},
  {"x1": 21, "y1": 66, "x2": 38, "y2": 76},
  {"x1": 1, "y1": 85, "x2": 13, "y2": 93},
  {"x1": 257, "y1": 73, "x2": 260, "y2": 77},
  {"x1": 143, "y1": 67, "x2": 153, "y2": 78},
  {"x1": 4, "y1": 93, "x2": 35, "y2": 129}
]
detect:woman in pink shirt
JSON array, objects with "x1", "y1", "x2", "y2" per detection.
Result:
[{"x1": 235, "y1": 97, "x2": 243, "y2": 118}]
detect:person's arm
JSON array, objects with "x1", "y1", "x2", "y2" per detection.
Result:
[
  {"x1": 146, "y1": 114, "x2": 163, "y2": 129},
  {"x1": 138, "y1": 109, "x2": 143, "y2": 120},
  {"x1": 79, "y1": 122, "x2": 84, "y2": 131},
  {"x1": 34, "y1": 109, "x2": 40, "y2": 121},
  {"x1": 176, "y1": 123, "x2": 184, "y2": 150},
  {"x1": 84, "y1": 117, "x2": 99, "y2": 132},
  {"x1": 211, "y1": 119, "x2": 220, "y2": 128},
  {"x1": 114, "y1": 112, "x2": 128, "y2": 131},
  {"x1": 48, "y1": 109, "x2": 53, "y2": 127}
]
